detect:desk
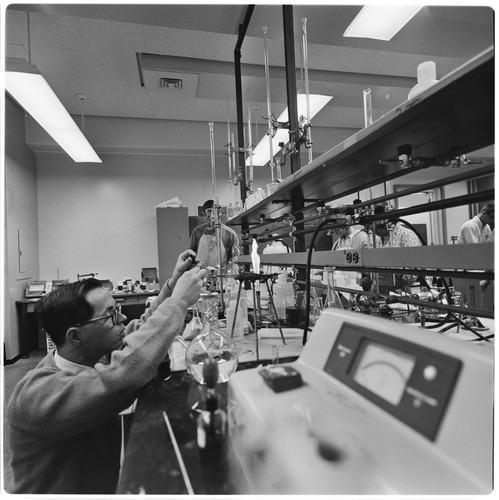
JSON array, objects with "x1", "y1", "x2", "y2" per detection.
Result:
[
  {"x1": 15, "y1": 299, "x2": 42, "y2": 357},
  {"x1": 112, "y1": 292, "x2": 159, "y2": 322},
  {"x1": 15, "y1": 292, "x2": 158, "y2": 358}
]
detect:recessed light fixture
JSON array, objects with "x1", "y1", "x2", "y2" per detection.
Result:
[
  {"x1": 5, "y1": 57, "x2": 102, "y2": 163},
  {"x1": 344, "y1": 5, "x2": 423, "y2": 41}
]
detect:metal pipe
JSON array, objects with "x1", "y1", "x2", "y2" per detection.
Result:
[
  {"x1": 285, "y1": 164, "x2": 495, "y2": 218},
  {"x1": 283, "y1": 5, "x2": 300, "y2": 174},
  {"x1": 234, "y1": 6, "x2": 255, "y2": 207}
]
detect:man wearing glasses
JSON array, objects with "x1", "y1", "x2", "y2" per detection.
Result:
[{"x1": 7, "y1": 250, "x2": 207, "y2": 494}]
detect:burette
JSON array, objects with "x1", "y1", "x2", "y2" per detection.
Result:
[
  {"x1": 208, "y1": 122, "x2": 224, "y2": 303},
  {"x1": 247, "y1": 106, "x2": 254, "y2": 193},
  {"x1": 226, "y1": 99, "x2": 233, "y2": 192},
  {"x1": 226, "y1": 97, "x2": 239, "y2": 205},
  {"x1": 262, "y1": 26, "x2": 276, "y2": 182},
  {"x1": 301, "y1": 17, "x2": 313, "y2": 165}
]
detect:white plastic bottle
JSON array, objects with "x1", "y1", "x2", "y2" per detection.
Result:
[
  {"x1": 408, "y1": 61, "x2": 439, "y2": 99},
  {"x1": 273, "y1": 272, "x2": 295, "y2": 321},
  {"x1": 262, "y1": 240, "x2": 288, "y2": 276}
]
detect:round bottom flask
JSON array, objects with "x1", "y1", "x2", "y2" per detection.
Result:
[
  {"x1": 185, "y1": 329, "x2": 239, "y2": 384},
  {"x1": 185, "y1": 292, "x2": 239, "y2": 384}
]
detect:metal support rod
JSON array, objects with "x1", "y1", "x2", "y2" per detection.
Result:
[
  {"x1": 289, "y1": 189, "x2": 494, "y2": 237},
  {"x1": 263, "y1": 26, "x2": 276, "y2": 181},
  {"x1": 264, "y1": 279, "x2": 286, "y2": 345},
  {"x1": 213, "y1": 204, "x2": 225, "y2": 310},
  {"x1": 301, "y1": 17, "x2": 313, "y2": 164},
  {"x1": 234, "y1": 6, "x2": 254, "y2": 207},
  {"x1": 283, "y1": 5, "x2": 301, "y2": 174},
  {"x1": 252, "y1": 284, "x2": 259, "y2": 361},
  {"x1": 277, "y1": 163, "x2": 495, "y2": 219},
  {"x1": 283, "y1": 6, "x2": 305, "y2": 264}
]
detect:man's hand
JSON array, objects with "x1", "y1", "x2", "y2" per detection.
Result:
[
  {"x1": 169, "y1": 250, "x2": 199, "y2": 285},
  {"x1": 171, "y1": 266, "x2": 208, "y2": 309}
]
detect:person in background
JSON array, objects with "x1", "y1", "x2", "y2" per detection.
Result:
[
  {"x1": 7, "y1": 250, "x2": 207, "y2": 495},
  {"x1": 189, "y1": 199, "x2": 240, "y2": 270},
  {"x1": 457, "y1": 203, "x2": 494, "y2": 244},
  {"x1": 331, "y1": 221, "x2": 370, "y2": 251},
  {"x1": 373, "y1": 203, "x2": 422, "y2": 249},
  {"x1": 325, "y1": 218, "x2": 370, "y2": 303},
  {"x1": 373, "y1": 203, "x2": 423, "y2": 293},
  {"x1": 457, "y1": 203, "x2": 494, "y2": 292}
]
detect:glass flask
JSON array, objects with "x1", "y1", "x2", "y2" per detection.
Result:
[
  {"x1": 325, "y1": 267, "x2": 344, "y2": 309},
  {"x1": 185, "y1": 292, "x2": 239, "y2": 385}
]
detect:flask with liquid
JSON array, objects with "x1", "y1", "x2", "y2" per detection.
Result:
[
  {"x1": 325, "y1": 267, "x2": 344, "y2": 309},
  {"x1": 185, "y1": 292, "x2": 239, "y2": 384}
]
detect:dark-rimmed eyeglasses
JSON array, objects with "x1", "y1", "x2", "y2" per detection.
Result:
[{"x1": 74, "y1": 304, "x2": 122, "y2": 327}]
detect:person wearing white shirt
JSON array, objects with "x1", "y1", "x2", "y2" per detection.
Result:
[
  {"x1": 331, "y1": 225, "x2": 370, "y2": 251},
  {"x1": 457, "y1": 203, "x2": 494, "y2": 244}
]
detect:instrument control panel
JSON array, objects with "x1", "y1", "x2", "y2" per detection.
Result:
[
  {"x1": 324, "y1": 322, "x2": 461, "y2": 440},
  {"x1": 25, "y1": 280, "x2": 51, "y2": 298}
]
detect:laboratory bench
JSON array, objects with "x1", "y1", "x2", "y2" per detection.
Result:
[
  {"x1": 116, "y1": 355, "x2": 298, "y2": 495},
  {"x1": 116, "y1": 314, "x2": 494, "y2": 495},
  {"x1": 117, "y1": 328, "x2": 303, "y2": 495}
]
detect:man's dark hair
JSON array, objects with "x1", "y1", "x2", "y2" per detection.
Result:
[
  {"x1": 480, "y1": 203, "x2": 494, "y2": 215},
  {"x1": 35, "y1": 278, "x2": 103, "y2": 347},
  {"x1": 203, "y1": 199, "x2": 214, "y2": 211}
]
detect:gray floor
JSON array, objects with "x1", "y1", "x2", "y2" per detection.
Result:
[{"x1": 3, "y1": 349, "x2": 46, "y2": 493}]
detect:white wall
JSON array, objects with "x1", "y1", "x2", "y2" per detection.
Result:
[
  {"x1": 36, "y1": 152, "x2": 273, "y2": 285},
  {"x1": 4, "y1": 97, "x2": 40, "y2": 359}
]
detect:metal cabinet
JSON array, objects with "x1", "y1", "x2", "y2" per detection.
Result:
[{"x1": 156, "y1": 207, "x2": 189, "y2": 287}]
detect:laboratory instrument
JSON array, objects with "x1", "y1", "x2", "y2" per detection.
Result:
[
  {"x1": 184, "y1": 292, "x2": 239, "y2": 385},
  {"x1": 228, "y1": 309, "x2": 493, "y2": 495},
  {"x1": 24, "y1": 280, "x2": 51, "y2": 298}
]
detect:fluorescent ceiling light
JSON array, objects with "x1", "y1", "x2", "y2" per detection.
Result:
[
  {"x1": 5, "y1": 58, "x2": 102, "y2": 163},
  {"x1": 344, "y1": 5, "x2": 423, "y2": 41},
  {"x1": 248, "y1": 94, "x2": 332, "y2": 167}
]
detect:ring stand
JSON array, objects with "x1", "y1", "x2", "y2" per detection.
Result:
[{"x1": 230, "y1": 272, "x2": 287, "y2": 362}]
